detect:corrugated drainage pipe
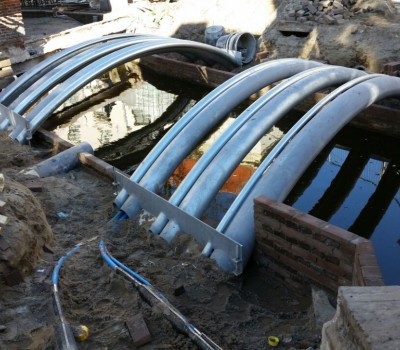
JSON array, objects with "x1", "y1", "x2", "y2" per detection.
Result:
[{"x1": 216, "y1": 32, "x2": 256, "y2": 64}]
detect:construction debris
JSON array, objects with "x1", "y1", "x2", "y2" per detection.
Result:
[{"x1": 282, "y1": 0, "x2": 362, "y2": 25}]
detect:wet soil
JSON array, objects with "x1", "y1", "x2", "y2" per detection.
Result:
[{"x1": 0, "y1": 132, "x2": 320, "y2": 349}]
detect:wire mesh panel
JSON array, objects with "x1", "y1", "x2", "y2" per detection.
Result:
[
  {"x1": 21, "y1": 0, "x2": 90, "y2": 7},
  {"x1": 21, "y1": 0, "x2": 59, "y2": 7}
]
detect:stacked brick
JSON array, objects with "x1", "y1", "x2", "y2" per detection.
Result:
[
  {"x1": 254, "y1": 196, "x2": 384, "y2": 293},
  {"x1": 283, "y1": 0, "x2": 364, "y2": 25},
  {"x1": 0, "y1": 0, "x2": 24, "y2": 46}
]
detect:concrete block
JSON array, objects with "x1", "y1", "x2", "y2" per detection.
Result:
[
  {"x1": 321, "y1": 287, "x2": 400, "y2": 350},
  {"x1": 312, "y1": 287, "x2": 336, "y2": 332}
]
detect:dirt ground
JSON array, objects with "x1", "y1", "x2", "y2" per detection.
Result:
[
  {"x1": 0, "y1": 133, "x2": 321, "y2": 349},
  {"x1": 2, "y1": 0, "x2": 399, "y2": 348}
]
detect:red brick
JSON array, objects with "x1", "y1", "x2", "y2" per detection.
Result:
[
  {"x1": 284, "y1": 226, "x2": 334, "y2": 255},
  {"x1": 360, "y1": 266, "x2": 383, "y2": 278},
  {"x1": 383, "y1": 62, "x2": 400, "y2": 74},
  {"x1": 357, "y1": 254, "x2": 380, "y2": 268},
  {"x1": 126, "y1": 313, "x2": 152, "y2": 347},
  {"x1": 291, "y1": 244, "x2": 318, "y2": 263},
  {"x1": 320, "y1": 223, "x2": 359, "y2": 244},
  {"x1": 255, "y1": 210, "x2": 282, "y2": 231},
  {"x1": 362, "y1": 276, "x2": 385, "y2": 286}
]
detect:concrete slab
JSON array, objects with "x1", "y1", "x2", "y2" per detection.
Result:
[
  {"x1": 23, "y1": 16, "x2": 83, "y2": 43},
  {"x1": 321, "y1": 286, "x2": 400, "y2": 350}
]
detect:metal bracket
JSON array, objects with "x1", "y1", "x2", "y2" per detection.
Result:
[
  {"x1": 114, "y1": 171, "x2": 243, "y2": 275},
  {"x1": 0, "y1": 103, "x2": 29, "y2": 138}
]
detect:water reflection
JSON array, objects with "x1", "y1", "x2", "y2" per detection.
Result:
[
  {"x1": 53, "y1": 82, "x2": 180, "y2": 151},
  {"x1": 286, "y1": 127, "x2": 400, "y2": 285}
]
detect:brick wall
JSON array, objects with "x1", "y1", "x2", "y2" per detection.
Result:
[
  {"x1": 0, "y1": 0, "x2": 24, "y2": 47},
  {"x1": 254, "y1": 195, "x2": 384, "y2": 293}
]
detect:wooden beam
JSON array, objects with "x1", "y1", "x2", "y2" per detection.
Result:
[{"x1": 139, "y1": 55, "x2": 400, "y2": 138}]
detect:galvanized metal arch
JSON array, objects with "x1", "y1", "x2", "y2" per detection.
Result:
[
  {"x1": 9, "y1": 37, "x2": 166, "y2": 115},
  {"x1": 217, "y1": 73, "x2": 382, "y2": 234},
  {"x1": 0, "y1": 33, "x2": 157, "y2": 106},
  {"x1": 149, "y1": 66, "x2": 366, "y2": 237},
  {"x1": 212, "y1": 74, "x2": 400, "y2": 271},
  {"x1": 116, "y1": 59, "x2": 324, "y2": 217},
  {"x1": 0, "y1": 33, "x2": 161, "y2": 130},
  {"x1": 115, "y1": 58, "x2": 321, "y2": 210},
  {"x1": 9, "y1": 38, "x2": 243, "y2": 143},
  {"x1": 157, "y1": 66, "x2": 366, "y2": 245}
]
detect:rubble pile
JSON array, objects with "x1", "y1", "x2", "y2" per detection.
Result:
[{"x1": 282, "y1": 0, "x2": 374, "y2": 25}]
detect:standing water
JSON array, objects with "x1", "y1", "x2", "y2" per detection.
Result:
[{"x1": 48, "y1": 65, "x2": 400, "y2": 285}]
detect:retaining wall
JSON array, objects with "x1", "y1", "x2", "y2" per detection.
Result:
[
  {"x1": 0, "y1": 0, "x2": 24, "y2": 46},
  {"x1": 254, "y1": 195, "x2": 384, "y2": 293}
]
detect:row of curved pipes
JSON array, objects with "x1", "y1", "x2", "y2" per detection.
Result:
[
  {"x1": 2, "y1": 35, "x2": 400, "y2": 275},
  {"x1": 0, "y1": 34, "x2": 240, "y2": 140}
]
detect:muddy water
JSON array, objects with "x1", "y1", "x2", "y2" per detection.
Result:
[{"x1": 50, "y1": 71, "x2": 400, "y2": 285}]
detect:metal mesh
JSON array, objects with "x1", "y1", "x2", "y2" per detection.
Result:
[{"x1": 21, "y1": 0, "x2": 89, "y2": 7}]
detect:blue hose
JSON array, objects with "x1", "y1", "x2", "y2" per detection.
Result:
[
  {"x1": 119, "y1": 212, "x2": 128, "y2": 221},
  {"x1": 99, "y1": 240, "x2": 151, "y2": 286},
  {"x1": 110, "y1": 211, "x2": 124, "y2": 221},
  {"x1": 52, "y1": 245, "x2": 81, "y2": 285},
  {"x1": 99, "y1": 240, "x2": 118, "y2": 270}
]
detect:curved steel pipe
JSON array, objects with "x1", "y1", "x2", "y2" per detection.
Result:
[
  {"x1": 149, "y1": 63, "x2": 356, "y2": 235},
  {"x1": 217, "y1": 73, "x2": 381, "y2": 233},
  {"x1": 0, "y1": 33, "x2": 157, "y2": 105},
  {"x1": 158, "y1": 67, "x2": 364, "y2": 254},
  {"x1": 10, "y1": 38, "x2": 242, "y2": 143},
  {"x1": 117, "y1": 59, "x2": 324, "y2": 216},
  {"x1": 213, "y1": 74, "x2": 400, "y2": 271},
  {"x1": 10, "y1": 37, "x2": 165, "y2": 115},
  {"x1": 114, "y1": 58, "x2": 320, "y2": 209},
  {"x1": 0, "y1": 33, "x2": 160, "y2": 130}
]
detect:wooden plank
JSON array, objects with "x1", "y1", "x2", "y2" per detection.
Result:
[
  {"x1": 0, "y1": 67, "x2": 13, "y2": 79},
  {"x1": 34, "y1": 129, "x2": 118, "y2": 181},
  {"x1": 78, "y1": 152, "x2": 115, "y2": 180},
  {"x1": 0, "y1": 59, "x2": 11, "y2": 69},
  {"x1": 139, "y1": 55, "x2": 235, "y2": 89},
  {"x1": 35, "y1": 128, "x2": 74, "y2": 153},
  {"x1": 139, "y1": 55, "x2": 400, "y2": 139}
]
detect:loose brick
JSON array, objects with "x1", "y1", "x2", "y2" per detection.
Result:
[
  {"x1": 24, "y1": 180, "x2": 43, "y2": 193},
  {"x1": 4, "y1": 269, "x2": 24, "y2": 286},
  {"x1": 126, "y1": 313, "x2": 152, "y2": 347}
]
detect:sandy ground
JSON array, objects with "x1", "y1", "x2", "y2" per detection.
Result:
[
  {"x1": 2, "y1": 0, "x2": 399, "y2": 348},
  {"x1": 0, "y1": 133, "x2": 320, "y2": 349}
]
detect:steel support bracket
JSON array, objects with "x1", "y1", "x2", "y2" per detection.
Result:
[
  {"x1": 0, "y1": 104, "x2": 30, "y2": 139},
  {"x1": 114, "y1": 170, "x2": 243, "y2": 275}
]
